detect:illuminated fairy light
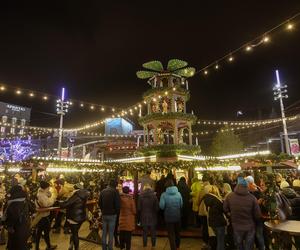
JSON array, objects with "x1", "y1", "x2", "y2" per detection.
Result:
[
  {"x1": 178, "y1": 155, "x2": 207, "y2": 161},
  {"x1": 215, "y1": 64, "x2": 219, "y2": 69},
  {"x1": 46, "y1": 168, "x2": 107, "y2": 173},
  {"x1": 228, "y1": 56, "x2": 234, "y2": 62},
  {"x1": 29, "y1": 92, "x2": 35, "y2": 97},
  {"x1": 194, "y1": 166, "x2": 241, "y2": 171},
  {"x1": 43, "y1": 96, "x2": 48, "y2": 100},
  {"x1": 204, "y1": 70, "x2": 208, "y2": 75},
  {"x1": 263, "y1": 36, "x2": 270, "y2": 43},
  {"x1": 105, "y1": 155, "x2": 156, "y2": 163},
  {"x1": 0, "y1": 86, "x2": 5, "y2": 91},
  {"x1": 90, "y1": 105, "x2": 94, "y2": 110},
  {"x1": 197, "y1": 115, "x2": 299, "y2": 126},
  {"x1": 287, "y1": 23, "x2": 294, "y2": 30},
  {"x1": 217, "y1": 150, "x2": 271, "y2": 160},
  {"x1": 80, "y1": 103, "x2": 84, "y2": 107},
  {"x1": 245, "y1": 45, "x2": 252, "y2": 51},
  {"x1": 101, "y1": 107, "x2": 105, "y2": 111},
  {"x1": 16, "y1": 90, "x2": 22, "y2": 95}
]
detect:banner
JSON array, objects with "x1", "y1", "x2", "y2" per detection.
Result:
[{"x1": 289, "y1": 138, "x2": 300, "y2": 156}]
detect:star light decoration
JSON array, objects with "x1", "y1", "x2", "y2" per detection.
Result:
[{"x1": 136, "y1": 59, "x2": 196, "y2": 79}]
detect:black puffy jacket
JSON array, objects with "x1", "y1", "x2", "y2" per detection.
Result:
[{"x1": 60, "y1": 189, "x2": 90, "y2": 223}]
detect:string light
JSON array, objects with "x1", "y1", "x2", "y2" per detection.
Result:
[
  {"x1": 29, "y1": 92, "x2": 34, "y2": 97},
  {"x1": 43, "y1": 96, "x2": 48, "y2": 100},
  {"x1": 193, "y1": 12, "x2": 300, "y2": 78},
  {"x1": 287, "y1": 23, "x2": 294, "y2": 30},
  {"x1": 101, "y1": 107, "x2": 105, "y2": 111},
  {"x1": 16, "y1": 90, "x2": 22, "y2": 95},
  {"x1": 0, "y1": 86, "x2": 5, "y2": 91},
  {"x1": 245, "y1": 45, "x2": 252, "y2": 51},
  {"x1": 204, "y1": 70, "x2": 208, "y2": 75},
  {"x1": 263, "y1": 36, "x2": 270, "y2": 43},
  {"x1": 90, "y1": 105, "x2": 94, "y2": 110},
  {"x1": 215, "y1": 64, "x2": 219, "y2": 69}
]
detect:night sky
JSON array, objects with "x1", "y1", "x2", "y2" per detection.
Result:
[{"x1": 0, "y1": 1, "x2": 300, "y2": 128}]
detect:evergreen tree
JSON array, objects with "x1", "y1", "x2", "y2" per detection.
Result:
[{"x1": 210, "y1": 127, "x2": 243, "y2": 156}]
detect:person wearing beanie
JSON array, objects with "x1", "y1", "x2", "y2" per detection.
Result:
[
  {"x1": 59, "y1": 182, "x2": 90, "y2": 250},
  {"x1": 118, "y1": 186, "x2": 136, "y2": 250},
  {"x1": 293, "y1": 179, "x2": 300, "y2": 195},
  {"x1": 280, "y1": 180, "x2": 290, "y2": 190},
  {"x1": 34, "y1": 181, "x2": 57, "y2": 250},
  {"x1": 224, "y1": 176, "x2": 261, "y2": 250}
]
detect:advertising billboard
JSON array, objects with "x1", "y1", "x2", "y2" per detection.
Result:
[{"x1": 0, "y1": 101, "x2": 31, "y2": 121}]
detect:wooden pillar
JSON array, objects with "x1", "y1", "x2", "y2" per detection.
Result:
[
  {"x1": 188, "y1": 123, "x2": 192, "y2": 145},
  {"x1": 174, "y1": 121, "x2": 178, "y2": 144}
]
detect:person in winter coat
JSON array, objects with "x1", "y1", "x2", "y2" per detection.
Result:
[
  {"x1": 223, "y1": 177, "x2": 261, "y2": 250},
  {"x1": 279, "y1": 180, "x2": 300, "y2": 220},
  {"x1": 59, "y1": 183, "x2": 90, "y2": 250},
  {"x1": 159, "y1": 179, "x2": 183, "y2": 250},
  {"x1": 190, "y1": 177, "x2": 202, "y2": 227},
  {"x1": 5, "y1": 185, "x2": 31, "y2": 250},
  {"x1": 35, "y1": 181, "x2": 57, "y2": 250},
  {"x1": 99, "y1": 179, "x2": 120, "y2": 250},
  {"x1": 119, "y1": 186, "x2": 136, "y2": 250},
  {"x1": 204, "y1": 185, "x2": 226, "y2": 250},
  {"x1": 138, "y1": 183, "x2": 159, "y2": 247},
  {"x1": 177, "y1": 177, "x2": 191, "y2": 229},
  {"x1": 245, "y1": 176, "x2": 265, "y2": 250},
  {"x1": 197, "y1": 178, "x2": 210, "y2": 245}
]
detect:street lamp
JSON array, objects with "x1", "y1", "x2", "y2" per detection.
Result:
[
  {"x1": 56, "y1": 87, "x2": 69, "y2": 158},
  {"x1": 273, "y1": 70, "x2": 290, "y2": 155}
]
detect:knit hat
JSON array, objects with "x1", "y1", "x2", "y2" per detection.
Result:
[
  {"x1": 237, "y1": 177, "x2": 248, "y2": 187},
  {"x1": 245, "y1": 176, "x2": 255, "y2": 184},
  {"x1": 74, "y1": 182, "x2": 84, "y2": 190},
  {"x1": 122, "y1": 186, "x2": 130, "y2": 194},
  {"x1": 40, "y1": 181, "x2": 50, "y2": 190},
  {"x1": 293, "y1": 179, "x2": 300, "y2": 188},
  {"x1": 280, "y1": 180, "x2": 290, "y2": 189}
]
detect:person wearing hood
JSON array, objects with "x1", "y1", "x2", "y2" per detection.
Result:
[
  {"x1": 118, "y1": 186, "x2": 136, "y2": 250},
  {"x1": 138, "y1": 183, "x2": 159, "y2": 248},
  {"x1": 177, "y1": 177, "x2": 191, "y2": 229},
  {"x1": 223, "y1": 176, "x2": 261, "y2": 250},
  {"x1": 203, "y1": 185, "x2": 226, "y2": 250},
  {"x1": 59, "y1": 182, "x2": 90, "y2": 250},
  {"x1": 34, "y1": 181, "x2": 57, "y2": 250},
  {"x1": 159, "y1": 179, "x2": 183, "y2": 250},
  {"x1": 5, "y1": 185, "x2": 31, "y2": 250}
]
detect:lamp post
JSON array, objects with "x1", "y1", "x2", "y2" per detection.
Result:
[
  {"x1": 56, "y1": 88, "x2": 69, "y2": 158},
  {"x1": 273, "y1": 70, "x2": 290, "y2": 155}
]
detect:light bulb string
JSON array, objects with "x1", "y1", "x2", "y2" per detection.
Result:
[{"x1": 195, "y1": 11, "x2": 300, "y2": 75}]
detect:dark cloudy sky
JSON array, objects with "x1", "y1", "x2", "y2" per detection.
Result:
[{"x1": 0, "y1": 1, "x2": 300, "y2": 128}]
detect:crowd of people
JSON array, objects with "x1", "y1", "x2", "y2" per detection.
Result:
[{"x1": 0, "y1": 169, "x2": 300, "y2": 250}]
